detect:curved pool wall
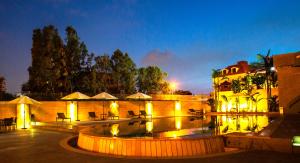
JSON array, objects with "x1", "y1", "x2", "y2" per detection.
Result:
[{"x1": 78, "y1": 127, "x2": 225, "y2": 158}]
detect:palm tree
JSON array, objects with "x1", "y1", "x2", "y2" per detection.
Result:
[
  {"x1": 251, "y1": 94, "x2": 264, "y2": 112},
  {"x1": 221, "y1": 95, "x2": 229, "y2": 112},
  {"x1": 231, "y1": 79, "x2": 243, "y2": 112},
  {"x1": 206, "y1": 97, "x2": 216, "y2": 112},
  {"x1": 257, "y1": 49, "x2": 274, "y2": 111},
  {"x1": 212, "y1": 69, "x2": 221, "y2": 111},
  {"x1": 251, "y1": 73, "x2": 266, "y2": 89},
  {"x1": 269, "y1": 95, "x2": 279, "y2": 112}
]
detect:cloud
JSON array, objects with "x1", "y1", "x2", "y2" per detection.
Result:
[
  {"x1": 141, "y1": 48, "x2": 236, "y2": 94},
  {"x1": 141, "y1": 49, "x2": 174, "y2": 67}
]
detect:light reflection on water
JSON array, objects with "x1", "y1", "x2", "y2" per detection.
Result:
[{"x1": 93, "y1": 115, "x2": 277, "y2": 138}]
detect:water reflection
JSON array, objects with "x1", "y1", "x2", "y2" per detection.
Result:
[
  {"x1": 175, "y1": 116, "x2": 182, "y2": 130},
  {"x1": 99, "y1": 115, "x2": 275, "y2": 138},
  {"x1": 216, "y1": 115, "x2": 269, "y2": 134},
  {"x1": 110, "y1": 124, "x2": 120, "y2": 136}
]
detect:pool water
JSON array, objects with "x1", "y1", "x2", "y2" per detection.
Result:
[{"x1": 92, "y1": 115, "x2": 278, "y2": 138}]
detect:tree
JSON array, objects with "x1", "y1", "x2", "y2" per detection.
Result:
[
  {"x1": 136, "y1": 66, "x2": 168, "y2": 94},
  {"x1": 212, "y1": 69, "x2": 221, "y2": 111},
  {"x1": 0, "y1": 76, "x2": 15, "y2": 101},
  {"x1": 231, "y1": 79, "x2": 243, "y2": 112},
  {"x1": 251, "y1": 73, "x2": 266, "y2": 89},
  {"x1": 111, "y1": 49, "x2": 137, "y2": 94},
  {"x1": 26, "y1": 25, "x2": 65, "y2": 97},
  {"x1": 221, "y1": 95, "x2": 229, "y2": 112},
  {"x1": 174, "y1": 90, "x2": 192, "y2": 95},
  {"x1": 65, "y1": 26, "x2": 83, "y2": 93},
  {"x1": 0, "y1": 76, "x2": 5, "y2": 93},
  {"x1": 257, "y1": 49, "x2": 275, "y2": 112},
  {"x1": 94, "y1": 54, "x2": 113, "y2": 92},
  {"x1": 207, "y1": 97, "x2": 216, "y2": 112}
]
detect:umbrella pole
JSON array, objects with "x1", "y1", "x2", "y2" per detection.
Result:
[
  {"x1": 76, "y1": 102, "x2": 80, "y2": 121},
  {"x1": 102, "y1": 101, "x2": 105, "y2": 120},
  {"x1": 22, "y1": 104, "x2": 27, "y2": 129}
]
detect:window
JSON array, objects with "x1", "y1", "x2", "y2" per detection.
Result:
[{"x1": 231, "y1": 67, "x2": 239, "y2": 73}]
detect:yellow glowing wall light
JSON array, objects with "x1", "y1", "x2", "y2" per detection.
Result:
[
  {"x1": 110, "y1": 124, "x2": 120, "y2": 136},
  {"x1": 174, "y1": 101, "x2": 181, "y2": 116},
  {"x1": 146, "y1": 101, "x2": 153, "y2": 115},
  {"x1": 17, "y1": 104, "x2": 30, "y2": 129},
  {"x1": 110, "y1": 101, "x2": 119, "y2": 115},
  {"x1": 68, "y1": 102, "x2": 77, "y2": 121},
  {"x1": 146, "y1": 121, "x2": 153, "y2": 133}
]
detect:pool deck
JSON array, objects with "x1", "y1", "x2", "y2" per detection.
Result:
[
  {"x1": 1, "y1": 114, "x2": 299, "y2": 162},
  {"x1": 0, "y1": 129, "x2": 300, "y2": 163}
]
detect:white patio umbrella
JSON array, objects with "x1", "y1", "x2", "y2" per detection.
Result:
[
  {"x1": 8, "y1": 95, "x2": 41, "y2": 129},
  {"x1": 126, "y1": 92, "x2": 152, "y2": 117},
  {"x1": 92, "y1": 92, "x2": 118, "y2": 120},
  {"x1": 61, "y1": 92, "x2": 90, "y2": 121}
]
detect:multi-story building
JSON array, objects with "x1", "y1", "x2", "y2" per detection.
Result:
[{"x1": 213, "y1": 61, "x2": 278, "y2": 113}]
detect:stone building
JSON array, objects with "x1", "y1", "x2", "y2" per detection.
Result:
[{"x1": 273, "y1": 52, "x2": 300, "y2": 113}]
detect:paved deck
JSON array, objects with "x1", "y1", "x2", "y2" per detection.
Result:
[{"x1": 0, "y1": 129, "x2": 300, "y2": 163}]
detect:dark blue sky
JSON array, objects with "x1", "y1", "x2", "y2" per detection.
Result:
[{"x1": 0, "y1": 0, "x2": 300, "y2": 94}]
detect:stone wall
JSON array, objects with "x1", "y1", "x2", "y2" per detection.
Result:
[
  {"x1": 0, "y1": 95, "x2": 209, "y2": 122},
  {"x1": 0, "y1": 102, "x2": 16, "y2": 119}
]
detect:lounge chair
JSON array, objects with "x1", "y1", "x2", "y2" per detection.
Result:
[
  {"x1": 128, "y1": 110, "x2": 139, "y2": 118},
  {"x1": 188, "y1": 108, "x2": 203, "y2": 116},
  {"x1": 56, "y1": 113, "x2": 71, "y2": 122},
  {"x1": 139, "y1": 110, "x2": 152, "y2": 118},
  {"x1": 108, "y1": 111, "x2": 119, "y2": 120},
  {"x1": 88, "y1": 112, "x2": 98, "y2": 120}
]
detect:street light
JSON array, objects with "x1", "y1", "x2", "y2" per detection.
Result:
[{"x1": 170, "y1": 82, "x2": 177, "y2": 94}]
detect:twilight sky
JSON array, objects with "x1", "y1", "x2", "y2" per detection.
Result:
[{"x1": 0, "y1": 0, "x2": 300, "y2": 94}]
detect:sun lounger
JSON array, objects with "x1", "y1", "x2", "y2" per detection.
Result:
[
  {"x1": 88, "y1": 112, "x2": 98, "y2": 120},
  {"x1": 108, "y1": 111, "x2": 119, "y2": 120},
  {"x1": 56, "y1": 113, "x2": 71, "y2": 122},
  {"x1": 140, "y1": 110, "x2": 152, "y2": 118}
]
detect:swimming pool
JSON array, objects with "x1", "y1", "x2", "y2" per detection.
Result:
[{"x1": 77, "y1": 115, "x2": 278, "y2": 158}]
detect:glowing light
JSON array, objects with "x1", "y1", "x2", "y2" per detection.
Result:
[
  {"x1": 146, "y1": 121, "x2": 153, "y2": 133},
  {"x1": 279, "y1": 107, "x2": 284, "y2": 115},
  {"x1": 110, "y1": 124, "x2": 119, "y2": 136},
  {"x1": 175, "y1": 117, "x2": 182, "y2": 130},
  {"x1": 170, "y1": 82, "x2": 177, "y2": 90},
  {"x1": 146, "y1": 102, "x2": 153, "y2": 115},
  {"x1": 221, "y1": 104, "x2": 226, "y2": 112},
  {"x1": 17, "y1": 103, "x2": 30, "y2": 129},
  {"x1": 174, "y1": 101, "x2": 181, "y2": 116},
  {"x1": 110, "y1": 102, "x2": 119, "y2": 115},
  {"x1": 169, "y1": 81, "x2": 177, "y2": 94},
  {"x1": 69, "y1": 102, "x2": 76, "y2": 121},
  {"x1": 240, "y1": 103, "x2": 248, "y2": 109}
]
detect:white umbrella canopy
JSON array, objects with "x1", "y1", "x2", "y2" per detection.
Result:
[
  {"x1": 61, "y1": 92, "x2": 90, "y2": 100},
  {"x1": 92, "y1": 92, "x2": 118, "y2": 120},
  {"x1": 92, "y1": 92, "x2": 117, "y2": 100},
  {"x1": 8, "y1": 95, "x2": 41, "y2": 105},
  {"x1": 61, "y1": 92, "x2": 90, "y2": 121},
  {"x1": 126, "y1": 92, "x2": 152, "y2": 100},
  {"x1": 126, "y1": 92, "x2": 152, "y2": 117}
]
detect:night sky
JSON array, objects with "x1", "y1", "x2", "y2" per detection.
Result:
[{"x1": 0, "y1": 0, "x2": 300, "y2": 94}]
